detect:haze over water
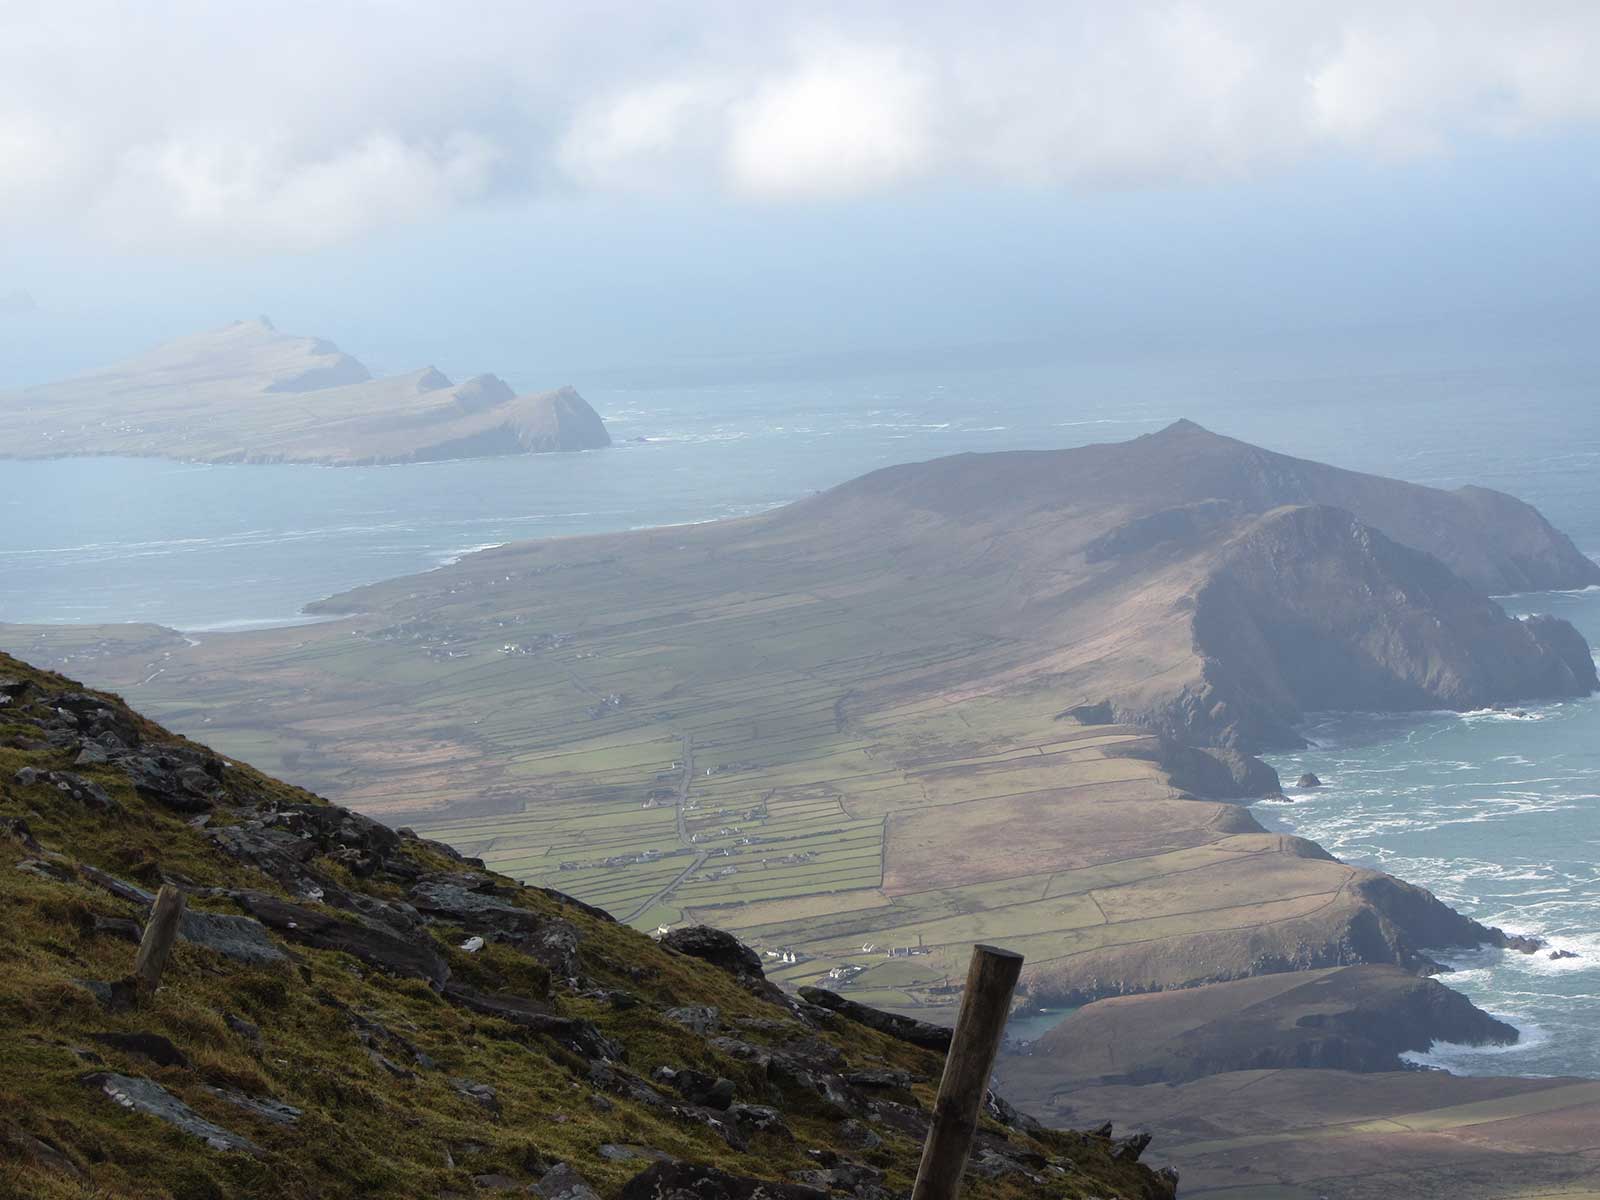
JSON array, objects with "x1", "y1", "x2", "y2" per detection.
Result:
[{"x1": 5, "y1": 347, "x2": 1600, "y2": 1075}]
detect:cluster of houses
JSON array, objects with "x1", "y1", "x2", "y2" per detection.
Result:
[
  {"x1": 557, "y1": 846, "x2": 692, "y2": 872},
  {"x1": 497, "y1": 630, "x2": 574, "y2": 656},
  {"x1": 587, "y1": 692, "x2": 626, "y2": 719}
]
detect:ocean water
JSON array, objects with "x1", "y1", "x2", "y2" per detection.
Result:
[
  {"x1": 4, "y1": 348, "x2": 1600, "y2": 1074},
  {"x1": 1261, "y1": 584, "x2": 1600, "y2": 1078}
]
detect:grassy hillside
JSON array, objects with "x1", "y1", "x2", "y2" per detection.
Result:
[{"x1": 0, "y1": 651, "x2": 1169, "y2": 1200}]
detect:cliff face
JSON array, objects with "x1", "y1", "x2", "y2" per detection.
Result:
[{"x1": 1175, "y1": 505, "x2": 1599, "y2": 748}]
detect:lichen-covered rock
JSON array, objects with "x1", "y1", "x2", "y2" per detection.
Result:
[
  {"x1": 82, "y1": 1073, "x2": 259, "y2": 1154},
  {"x1": 661, "y1": 926, "x2": 765, "y2": 982},
  {"x1": 232, "y1": 891, "x2": 449, "y2": 985},
  {"x1": 797, "y1": 987, "x2": 952, "y2": 1052}
]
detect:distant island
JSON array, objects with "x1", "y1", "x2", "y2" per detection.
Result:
[{"x1": 0, "y1": 317, "x2": 611, "y2": 465}]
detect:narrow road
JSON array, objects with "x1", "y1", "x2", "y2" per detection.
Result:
[{"x1": 622, "y1": 733, "x2": 707, "y2": 924}]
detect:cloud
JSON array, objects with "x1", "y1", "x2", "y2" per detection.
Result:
[{"x1": 4, "y1": 1, "x2": 1600, "y2": 251}]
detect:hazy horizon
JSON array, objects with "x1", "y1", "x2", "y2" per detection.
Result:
[{"x1": 5, "y1": 3, "x2": 1600, "y2": 389}]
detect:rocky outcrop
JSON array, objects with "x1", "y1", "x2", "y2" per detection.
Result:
[
  {"x1": 1109, "y1": 738, "x2": 1283, "y2": 799},
  {"x1": 1179, "y1": 505, "x2": 1597, "y2": 749},
  {"x1": 798, "y1": 987, "x2": 954, "y2": 1052},
  {"x1": 81, "y1": 1074, "x2": 260, "y2": 1155},
  {"x1": 231, "y1": 891, "x2": 451, "y2": 986}
]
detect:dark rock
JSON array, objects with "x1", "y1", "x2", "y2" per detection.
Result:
[
  {"x1": 1, "y1": 1126, "x2": 82, "y2": 1180},
  {"x1": 1502, "y1": 933, "x2": 1545, "y2": 954},
  {"x1": 1551, "y1": 949, "x2": 1580, "y2": 961},
  {"x1": 369, "y1": 1050, "x2": 414, "y2": 1079},
  {"x1": 75, "y1": 742, "x2": 111, "y2": 766},
  {"x1": 118, "y1": 749, "x2": 223, "y2": 813},
  {"x1": 1, "y1": 816, "x2": 44, "y2": 855},
  {"x1": 81, "y1": 1073, "x2": 260, "y2": 1154},
  {"x1": 730, "y1": 1103, "x2": 791, "y2": 1138},
  {"x1": 966, "y1": 1147, "x2": 1041, "y2": 1181},
  {"x1": 1297, "y1": 772, "x2": 1324, "y2": 789},
  {"x1": 835, "y1": 1119, "x2": 882, "y2": 1151},
  {"x1": 410, "y1": 879, "x2": 549, "y2": 939},
  {"x1": 797, "y1": 987, "x2": 953, "y2": 1052},
  {"x1": 789, "y1": 1162, "x2": 884, "y2": 1193},
  {"x1": 442, "y1": 982, "x2": 622, "y2": 1060},
  {"x1": 618, "y1": 1162, "x2": 826, "y2": 1200},
  {"x1": 659, "y1": 1069, "x2": 736, "y2": 1111},
  {"x1": 589, "y1": 1063, "x2": 670, "y2": 1109},
  {"x1": 87, "y1": 1032, "x2": 191, "y2": 1069},
  {"x1": 13, "y1": 767, "x2": 117, "y2": 812},
  {"x1": 92, "y1": 915, "x2": 143, "y2": 943},
  {"x1": 866, "y1": 1099, "x2": 930, "y2": 1140},
  {"x1": 844, "y1": 1068, "x2": 913, "y2": 1090},
  {"x1": 78, "y1": 863, "x2": 156, "y2": 905},
  {"x1": 598, "y1": 1143, "x2": 673, "y2": 1164},
  {"x1": 204, "y1": 1086, "x2": 302, "y2": 1125},
  {"x1": 232, "y1": 891, "x2": 449, "y2": 985},
  {"x1": 536, "y1": 1163, "x2": 601, "y2": 1200},
  {"x1": 451, "y1": 1077, "x2": 502, "y2": 1118},
  {"x1": 663, "y1": 1005, "x2": 720, "y2": 1033},
  {"x1": 660, "y1": 926, "x2": 764, "y2": 982},
  {"x1": 180, "y1": 910, "x2": 287, "y2": 965},
  {"x1": 224, "y1": 1013, "x2": 261, "y2": 1042},
  {"x1": 14, "y1": 858, "x2": 75, "y2": 883},
  {"x1": 1059, "y1": 700, "x2": 1116, "y2": 725},
  {"x1": 1113, "y1": 1131, "x2": 1154, "y2": 1162},
  {"x1": 71, "y1": 977, "x2": 138, "y2": 1011},
  {"x1": 1112, "y1": 740, "x2": 1282, "y2": 800},
  {"x1": 985, "y1": 1088, "x2": 1045, "y2": 1135}
]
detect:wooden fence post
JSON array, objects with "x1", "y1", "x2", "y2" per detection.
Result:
[
  {"x1": 132, "y1": 884, "x2": 187, "y2": 995},
  {"x1": 911, "y1": 943, "x2": 1024, "y2": 1200}
]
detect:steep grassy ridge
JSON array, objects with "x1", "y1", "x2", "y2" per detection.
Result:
[{"x1": 0, "y1": 653, "x2": 1167, "y2": 1200}]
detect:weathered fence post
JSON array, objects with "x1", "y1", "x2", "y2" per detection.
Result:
[
  {"x1": 132, "y1": 884, "x2": 187, "y2": 995},
  {"x1": 912, "y1": 943, "x2": 1024, "y2": 1200}
]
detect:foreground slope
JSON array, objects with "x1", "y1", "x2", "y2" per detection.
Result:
[
  {"x1": 0, "y1": 318, "x2": 610, "y2": 465},
  {"x1": 2, "y1": 422, "x2": 1588, "y2": 1019},
  {"x1": 0, "y1": 653, "x2": 1168, "y2": 1199}
]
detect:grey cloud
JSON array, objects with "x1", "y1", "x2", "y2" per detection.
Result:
[{"x1": 5, "y1": 1, "x2": 1600, "y2": 251}]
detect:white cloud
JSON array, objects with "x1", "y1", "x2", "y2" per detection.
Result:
[
  {"x1": 725, "y1": 41, "x2": 933, "y2": 198},
  {"x1": 3, "y1": 1, "x2": 1600, "y2": 251}
]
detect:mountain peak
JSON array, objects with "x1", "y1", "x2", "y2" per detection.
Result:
[{"x1": 1151, "y1": 417, "x2": 1217, "y2": 439}]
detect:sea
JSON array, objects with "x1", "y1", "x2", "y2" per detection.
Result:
[{"x1": 4, "y1": 347, "x2": 1600, "y2": 1076}]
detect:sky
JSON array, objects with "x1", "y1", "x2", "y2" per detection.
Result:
[{"x1": 3, "y1": 1, "x2": 1600, "y2": 388}]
